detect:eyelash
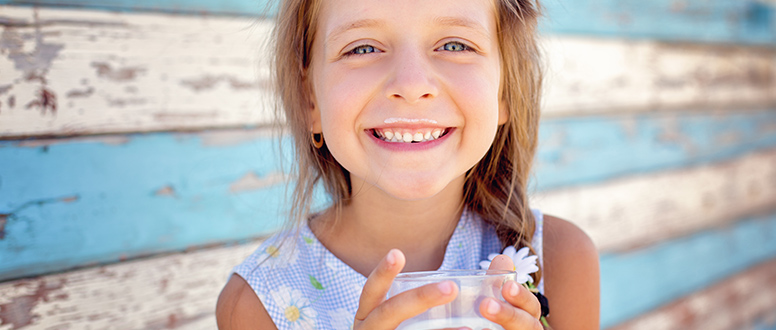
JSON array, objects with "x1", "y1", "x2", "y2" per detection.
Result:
[
  {"x1": 345, "y1": 44, "x2": 379, "y2": 56},
  {"x1": 343, "y1": 41, "x2": 474, "y2": 57},
  {"x1": 437, "y1": 41, "x2": 472, "y2": 52}
]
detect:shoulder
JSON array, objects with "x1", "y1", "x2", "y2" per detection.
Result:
[
  {"x1": 542, "y1": 215, "x2": 600, "y2": 330},
  {"x1": 542, "y1": 215, "x2": 597, "y2": 261},
  {"x1": 216, "y1": 274, "x2": 278, "y2": 330}
]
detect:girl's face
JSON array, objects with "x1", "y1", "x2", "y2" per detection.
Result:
[{"x1": 309, "y1": 0, "x2": 504, "y2": 201}]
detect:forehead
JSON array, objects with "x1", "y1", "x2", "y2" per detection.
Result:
[{"x1": 316, "y1": 0, "x2": 497, "y2": 37}]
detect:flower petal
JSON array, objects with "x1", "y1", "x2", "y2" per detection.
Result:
[
  {"x1": 516, "y1": 273, "x2": 533, "y2": 284},
  {"x1": 479, "y1": 260, "x2": 491, "y2": 270},
  {"x1": 515, "y1": 247, "x2": 530, "y2": 260}
]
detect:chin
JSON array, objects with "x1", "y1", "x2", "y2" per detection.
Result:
[{"x1": 376, "y1": 176, "x2": 460, "y2": 202}]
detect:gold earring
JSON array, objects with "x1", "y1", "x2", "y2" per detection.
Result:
[{"x1": 312, "y1": 132, "x2": 324, "y2": 149}]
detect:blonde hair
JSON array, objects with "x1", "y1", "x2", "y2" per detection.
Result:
[{"x1": 272, "y1": 0, "x2": 543, "y2": 282}]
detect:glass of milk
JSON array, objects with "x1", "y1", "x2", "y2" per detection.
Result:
[{"x1": 387, "y1": 270, "x2": 517, "y2": 330}]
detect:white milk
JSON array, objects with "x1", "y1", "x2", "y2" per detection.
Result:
[{"x1": 397, "y1": 317, "x2": 503, "y2": 330}]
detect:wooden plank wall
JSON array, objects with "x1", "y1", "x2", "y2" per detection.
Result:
[{"x1": 1, "y1": 1, "x2": 775, "y2": 329}]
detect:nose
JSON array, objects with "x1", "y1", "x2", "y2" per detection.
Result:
[{"x1": 384, "y1": 48, "x2": 438, "y2": 104}]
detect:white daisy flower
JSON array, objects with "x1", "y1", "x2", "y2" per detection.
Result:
[
  {"x1": 258, "y1": 241, "x2": 298, "y2": 267},
  {"x1": 269, "y1": 285, "x2": 317, "y2": 329},
  {"x1": 479, "y1": 246, "x2": 539, "y2": 284}
]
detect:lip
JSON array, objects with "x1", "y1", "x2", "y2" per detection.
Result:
[{"x1": 368, "y1": 127, "x2": 455, "y2": 151}]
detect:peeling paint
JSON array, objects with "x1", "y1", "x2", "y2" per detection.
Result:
[
  {"x1": 66, "y1": 87, "x2": 95, "y2": 98},
  {"x1": 0, "y1": 279, "x2": 67, "y2": 329},
  {"x1": 179, "y1": 74, "x2": 260, "y2": 92},
  {"x1": 154, "y1": 185, "x2": 176, "y2": 197},
  {"x1": 24, "y1": 87, "x2": 57, "y2": 115},
  {"x1": 229, "y1": 171, "x2": 285, "y2": 193},
  {"x1": 0, "y1": 214, "x2": 7, "y2": 240},
  {"x1": 90, "y1": 62, "x2": 146, "y2": 82},
  {"x1": 0, "y1": 195, "x2": 81, "y2": 240},
  {"x1": 0, "y1": 12, "x2": 64, "y2": 73}
]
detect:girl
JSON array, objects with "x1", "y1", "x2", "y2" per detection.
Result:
[{"x1": 217, "y1": 0, "x2": 600, "y2": 328}]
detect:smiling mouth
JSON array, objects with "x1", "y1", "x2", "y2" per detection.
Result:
[{"x1": 370, "y1": 128, "x2": 451, "y2": 143}]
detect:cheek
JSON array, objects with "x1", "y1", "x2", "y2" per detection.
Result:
[
  {"x1": 317, "y1": 66, "x2": 384, "y2": 130},
  {"x1": 444, "y1": 64, "x2": 501, "y2": 121}
]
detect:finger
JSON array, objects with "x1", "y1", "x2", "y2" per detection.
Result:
[
  {"x1": 501, "y1": 280, "x2": 541, "y2": 319},
  {"x1": 479, "y1": 297, "x2": 543, "y2": 330},
  {"x1": 488, "y1": 254, "x2": 515, "y2": 271},
  {"x1": 359, "y1": 280, "x2": 458, "y2": 329},
  {"x1": 354, "y1": 249, "x2": 405, "y2": 323}
]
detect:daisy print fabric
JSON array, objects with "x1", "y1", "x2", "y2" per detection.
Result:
[{"x1": 231, "y1": 208, "x2": 545, "y2": 329}]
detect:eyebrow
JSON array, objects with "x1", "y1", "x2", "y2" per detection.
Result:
[
  {"x1": 433, "y1": 16, "x2": 487, "y2": 31},
  {"x1": 327, "y1": 18, "x2": 386, "y2": 41},
  {"x1": 433, "y1": 16, "x2": 492, "y2": 40},
  {"x1": 327, "y1": 16, "x2": 491, "y2": 42}
]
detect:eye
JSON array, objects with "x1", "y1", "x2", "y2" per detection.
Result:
[
  {"x1": 438, "y1": 41, "x2": 470, "y2": 52},
  {"x1": 347, "y1": 44, "x2": 379, "y2": 56}
]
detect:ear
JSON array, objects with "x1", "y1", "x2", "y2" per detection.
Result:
[
  {"x1": 497, "y1": 100, "x2": 508, "y2": 125},
  {"x1": 305, "y1": 78, "x2": 322, "y2": 133},
  {"x1": 310, "y1": 101, "x2": 322, "y2": 133}
]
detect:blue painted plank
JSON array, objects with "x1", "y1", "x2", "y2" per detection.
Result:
[
  {"x1": 535, "y1": 109, "x2": 776, "y2": 190},
  {"x1": 541, "y1": 0, "x2": 776, "y2": 45},
  {"x1": 600, "y1": 213, "x2": 776, "y2": 328},
  {"x1": 0, "y1": 133, "x2": 293, "y2": 280},
  {"x1": 1, "y1": 109, "x2": 776, "y2": 281},
  {"x1": 0, "y1": 0, "x2": 277, "y2": 17},
  {"x1": 1, "y1": 0, "x2": 774, "y2": 45}
]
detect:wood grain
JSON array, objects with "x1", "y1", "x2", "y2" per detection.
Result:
[
  {"x1": 533, "y1": 149, "x2": 776, "y2": 252},
  {"x1": 1, "y1": 7, "x2": 774, "y2": 137}
]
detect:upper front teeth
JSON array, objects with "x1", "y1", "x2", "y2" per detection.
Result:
[{"x1": 374, "y1": 128, "x2": 446, "y2": 143}]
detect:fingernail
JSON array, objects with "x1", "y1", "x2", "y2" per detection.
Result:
[
  {"x1": 486, "y1": 299, "x2": 501, "y2": 315},
  {"x1": 509, "y1": 282, "x2": 519, "y2": 297},
  {"x1": 438, "y1": 281, "x2": 453, "y2": 295},
  {"x1": 386, "y1": 250, "x2": 396, "y2": 266}
]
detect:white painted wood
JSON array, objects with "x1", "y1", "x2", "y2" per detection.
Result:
[
  {"x1": 532, "y1": 150, "x2": 776, "y2": 252},
  {"x1": 540, "y1": 36, "x2": 776, "y2": 116},
  {"x1": 607, "y1": 258, "x2": 776, "y2": 330},
  {"x1": 0, "y1": 6, "x2": 275, "y2": 137},
  {"x1": 0, "y1": 240, "x2": 263, "y2": 330},
  {"x1": 1, "y1": 6, "x2": 775, "y2": 137}
]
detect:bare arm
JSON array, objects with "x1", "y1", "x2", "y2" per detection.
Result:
[
  {"x1": 543, "y1": 215, "x2": 600, "y2": 330},
  {"x1": 216, "y1": 274, "x2": 278, "y2": 330}
]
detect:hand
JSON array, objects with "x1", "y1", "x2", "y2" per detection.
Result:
[
  {"x1": 353, "y1": 249, "x2": 459, "y2": 330},
  {"x1": 481, "y1": 254, "x2": 544, "y2": 330}
]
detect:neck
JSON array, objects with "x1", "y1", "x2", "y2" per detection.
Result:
[{"x1": 311, "y1": 176, "x2": 465, "y2": 276}]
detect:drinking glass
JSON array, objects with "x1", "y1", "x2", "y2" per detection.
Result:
[{"x1": 387, "y1": 270, "x2": 516, "y2": 330}]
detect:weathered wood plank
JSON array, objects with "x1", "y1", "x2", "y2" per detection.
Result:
[
  {"x1": 2, "y1": 110, "x2": 776, "y2": 281},
  {"x1": 534, "y1": 149, "x2": 776, "y2": 252},
  {"x1": 0, "y1": 6, "x2": 275, "y2": 138},
  {"x1": 607, "y1": 258, "x2": 776, "y2": 330},
  {"x1": 541, "y1": 0, "x2": 776, "y2": 45},
  {"x1": 534, "y1": 109, "x2": 776, "y2": 190},
  {"x1": 598, "y1": 214, "x2": 776, "y2": 328},
  {"x1": 1, "y1": 214, "x2": 775, "y2": 330},
  {"x1": 0, "y1": 129, "x2": 289, "y2": 282},
  {"x1": 0, "y1": 239, "x2": 262, "y2": 330},
  {"x1": 1, "y1": 0, "x2": 774, "y2": 45},
  {"x1": 1, "y1": 7, "x2": 775, "y2": 138},
  {"x1": 540, "y1": 37, "x2": 776, "y2": 117}
]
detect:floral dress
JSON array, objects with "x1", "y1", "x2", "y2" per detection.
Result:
[{"x1": 231, "y1": 209, "x2": 545, "y2": 330}]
